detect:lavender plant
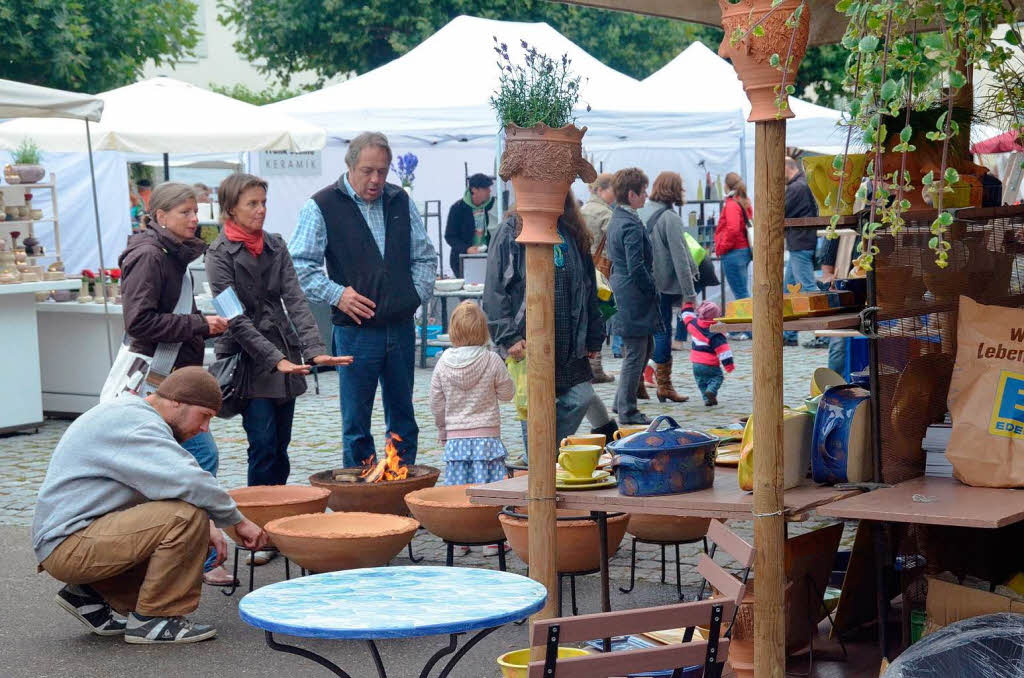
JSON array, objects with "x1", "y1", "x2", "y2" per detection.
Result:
[{"x1": 489, "y1": 38, "x2": 587, "y2": 129}]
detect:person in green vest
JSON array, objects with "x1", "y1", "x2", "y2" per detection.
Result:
[{"x1": 444, "y1": 173, "x2": 496, "y2": 277}]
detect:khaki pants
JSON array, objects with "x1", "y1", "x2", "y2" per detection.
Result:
[{"x1": 41, "y1": 500, "x2": 208, "y2": 617}]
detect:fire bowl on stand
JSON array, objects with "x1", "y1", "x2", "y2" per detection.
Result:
[
  {"x1": 223, "y1": 485, "x2": 330, "y2": 544},
  {"x1": 626, "y1": 514, "x2": 711, "y2": 543},
  {"x1": 309, "y1": 465, "x2": 440, "y2": 516},
  {"x1": 405, "y1": 484, "x2": 504, "y2": 544},
  {"x1": 499, "y1": 507, "x2": 629, "y2": 574},
  {"x1": 264, "y1": 512, "x2": 420, "y2": 574}
]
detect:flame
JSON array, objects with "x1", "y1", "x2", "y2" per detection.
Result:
[{"x1": 359, "y1": 433, "x2": 408, "y2": 483}]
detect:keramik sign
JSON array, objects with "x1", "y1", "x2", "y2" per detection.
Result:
[{"x1": 259, "y1": 150, "x2": 322, "y2": 176}]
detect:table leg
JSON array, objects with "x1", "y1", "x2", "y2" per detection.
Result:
[
  {"x1": 367, "y1": 640, "x2": 388, "y2": 678},
  {"x1": 419, "y1": 305, "x2": 428, "y2": 369},
  {"x1": 435, "y1": 626, "x2": 499, "y2": 678},
  {"x1": 440, "y1": 298, "x2": 449, "y2": 333},
  {"x1": 265, "y1": 631, "x2": 355, "y2": 678},
  {"x1": 418, "y1": 634, "x2": 458, "y2": 678},
  {"x1": 593, "y1": 510, "x2": 612, "y2": 653},
  {"x1": 873, "y1": 521, "x2": 890, "y2": 661}
]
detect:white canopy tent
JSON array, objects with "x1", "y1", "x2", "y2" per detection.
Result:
[{"x1": 263, "y1": 16, "x2": 745, "y2": 271}]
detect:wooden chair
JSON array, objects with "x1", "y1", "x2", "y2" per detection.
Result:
[{"x1": 528, "y1": 520, "x2": 753, "y2": 678}]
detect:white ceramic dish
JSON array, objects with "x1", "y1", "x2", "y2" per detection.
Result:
[{"x1": 434, "y1": 278, "x2": 464, "y2": 292}]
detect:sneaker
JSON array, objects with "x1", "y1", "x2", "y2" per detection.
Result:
[
  {"x1": 483, "y1": 544, "x2": 511, "y2": 557},
  {"x1": 124, "y1": 612, "x2": 217, "y2": 644},
  {"x1": 55, "y1": 584, "x2": 126, "y2": 636},
  {"x1": 802, "y1": 337, "x2": 830, "y2": 349},
  {"x1": 245, "y1": 550, "x2": 277, "y2": 566},
  {"x1": 704, "y1": 394, "x2": 718, "y2": 407}
]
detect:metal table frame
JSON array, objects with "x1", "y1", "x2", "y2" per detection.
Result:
[{"x1": 418, "y1": 288, "x2": 484, "y2": 368}]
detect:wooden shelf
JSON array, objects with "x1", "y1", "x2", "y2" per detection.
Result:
[
  {"x1": 875, "y1": 293, "x2": 1024, "y2": 322},
  {"x1": 711, "y1": 311, "x2": 861, "y2": 334},
  {"x1": 1, "y1": 219, "x2": 55, "y2": 226},
  {"x1": 4, "y1": 183, "x2": 54, "y2": 190},
  {"x1": 785, "y1": 215, "x2": 861, "y2": 229}
]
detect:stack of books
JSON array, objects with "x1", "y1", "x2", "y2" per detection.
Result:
[{"x1": 922, "y1": 416, "x2": 953, "y2": 478}]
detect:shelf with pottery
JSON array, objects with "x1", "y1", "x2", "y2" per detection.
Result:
[
  {"x1": 0, "y1": 279, "x2": 78, "y2": 295},
  {"x1": 1, "y1": 173, "x2": 66, "y2": 265},
  {"x1": 710, "y1": 311, "x2": 862, "y2": 334}
]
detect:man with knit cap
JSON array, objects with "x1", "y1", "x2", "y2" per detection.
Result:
[{"x1": 32, "y1": 367, "x2": 267, "y2": 645}]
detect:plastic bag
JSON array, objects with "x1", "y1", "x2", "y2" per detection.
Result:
[
  {"x1": 506, "y1": 355, "x2": 528, "y2": 420},
  {"x1": 884, "y1": 612, "x2": 1024, "y2": 678}
]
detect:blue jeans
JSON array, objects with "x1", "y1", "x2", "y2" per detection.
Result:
[
  {"x1": 519, "y1": 381, "x2": 597, "y2": 464},
  {"x1": 242, "y1": 397, "x2": 296, "y2": 486},
  {"x1": 333, "y1": 320, "x2": 418, "y2": 468},
  {"x1": 182, "y1": 431, "x2": 219, "y2": 572},
  {"x1": 653, "y1": 293, "x2": 680, "y2": 364},
  {"x1": 720, "y1": 248, "x2": 752, "y2": 302},
  {"x1": 692, "y1": 363, "x2": 725, "y2": 399},
  {"x1": 828, "y1": 337, "x2": 847, "y2": 377},
  {"x1": 611, "y1": 335, "x2": 623, "y2": 357},
  {"x1": 784, "y1": 249, "x2": 817, "y2": 341}
]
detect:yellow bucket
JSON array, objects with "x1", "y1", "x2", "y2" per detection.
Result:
[{"x1": 497, "y1": 647, "x2": 590, "y2": 678}]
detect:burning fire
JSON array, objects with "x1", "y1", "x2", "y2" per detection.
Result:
[{"x1": 360, "y1": 433, "x2": 409, "y2": 483}]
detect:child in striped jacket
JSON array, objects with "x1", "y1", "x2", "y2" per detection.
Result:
[{"x1": 680, "y1": 301, "x2": 735, "y2": 406}]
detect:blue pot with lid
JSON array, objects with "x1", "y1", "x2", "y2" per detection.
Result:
[{"x1": 607, "y1": 415, "x2": 719, "y2": 497}]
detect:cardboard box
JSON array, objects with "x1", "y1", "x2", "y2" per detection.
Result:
[{"x1": 925, "y1": 576, "x2": 1024, "y2": 635}]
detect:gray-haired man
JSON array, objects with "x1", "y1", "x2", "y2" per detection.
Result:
[{"x1": 289, "y1": 132, "x2": 437, "y2": 467}]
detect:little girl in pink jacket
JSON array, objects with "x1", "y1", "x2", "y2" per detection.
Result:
[{"x1": 430, "y1": 301, "x2": 514, "y2": 488}]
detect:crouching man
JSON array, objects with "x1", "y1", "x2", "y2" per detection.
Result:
[{"x1": 32, "y1": 367, "x2": 267, "y2": 644}]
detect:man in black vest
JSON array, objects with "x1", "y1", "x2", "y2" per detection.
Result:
[{"x1": 289, "y1": 132, "x2": 437, "y2": 467}]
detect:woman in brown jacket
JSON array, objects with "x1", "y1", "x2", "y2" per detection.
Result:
[{"x1": 206, "y1": 174, "x2": 350, "y2": 491}]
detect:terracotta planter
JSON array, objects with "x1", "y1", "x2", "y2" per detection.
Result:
[
  {"x1": 873, "y1": 265, "x2": 913, "y2": 309},
  {"x1": 405, "y1": 484, "x2": 504, "y2": 543},
  {"x1": 626, "y1": 514, "x2": 710, "y2": 543},
  {"x1": 499, "y1": 508, "x2": 629, "y2": 574},
  {"x1": 265, "y1": 512, "x2": 419, "y2": 574},
  {"x1": 309, "y1": 466, "x2": 440, "y2": 516},
  {"x1": 726, "y1": 585, "x2": 757, "y2": 678},
  {"x1": 718, "y1": 0, "x2": 810, "y2": 122},
  {"x1": 499, "y1": 124, "x2": 597, "y2": 244},
  {"x1": 223, "y1": 485, "x2": 330, "y2": 543}
]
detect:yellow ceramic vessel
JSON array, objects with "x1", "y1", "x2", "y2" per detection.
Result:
[
  {"x1": 557, "y1": 445, "x2": 603, "y2": 478},
  {"x1": 802, "y1": 154, "x2": 869, "y2": 216}
]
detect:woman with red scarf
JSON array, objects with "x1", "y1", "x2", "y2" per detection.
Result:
[{"x1": 206, "y1": 174, "x2": 351, "y2": 561}]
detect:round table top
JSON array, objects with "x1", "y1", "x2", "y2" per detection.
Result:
[{"x1": 238, "y1": 566, "x2": 547, "y2": 639}]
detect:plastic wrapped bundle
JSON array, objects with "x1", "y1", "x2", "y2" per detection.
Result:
[{"x1": 884, "y1": 613, "x2": 1024, "y2": 678}]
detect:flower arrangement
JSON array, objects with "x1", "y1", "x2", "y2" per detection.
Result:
[
  {"x1": 489, "y1": 38, "x2": 588, "y2": 129},
  {"x1": 12, "y1": 138, "x2": 42, "y2": 166},
  {"x1": 392, "y1": 153, "x2": 418, "y2": 189},
  {"x1": 105, "y1": 268, "x2": 121, "y2": 283}
]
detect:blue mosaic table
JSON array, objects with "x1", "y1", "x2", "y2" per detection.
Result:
[{"x1": 239, "y1": 566, "x2": 547, "y2": 677}]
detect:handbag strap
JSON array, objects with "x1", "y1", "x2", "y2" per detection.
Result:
[
  {"x1": 645, "y1": 205, "x2": 672, "y2": 234},
  {"x1": 144, "y1": 269, "x2": 194, "y2": 389}
]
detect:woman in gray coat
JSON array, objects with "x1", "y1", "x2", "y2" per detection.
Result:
[
  {"x1": 206, "y1": 174, "x2": 351, "y2": 493},
  {"x1": 606, "y1": 168, "x2": 662, "y2": 425},
  {"x1": 639, "y1": 171, "x2": 697, "y2": 403}
]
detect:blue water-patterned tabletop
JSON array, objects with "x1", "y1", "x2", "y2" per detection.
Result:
[{"x1": 238, "y1": 566, "x2": 547, "y2": 639}]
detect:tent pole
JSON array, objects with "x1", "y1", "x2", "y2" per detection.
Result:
[
  {"x1": 86, "y1": 120, "x2": 115, "y2": 366},
  {"x1": 752, "y1": 118, "x2": 787, "y2": 678},
  {"x1": 163, "y1": 153, "x2": 170, "y2": 181},
  {"x1": 524, "y1": 241, "x2": 558, "y2": 661}
]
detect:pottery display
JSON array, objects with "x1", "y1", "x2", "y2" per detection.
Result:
[
  {"x1": 888, "y1": 352, "x2": 954, "y2": 476},
  {"x1": 726, "y1": 585, "x2": 757, "y2": 678},
  {"x1": 499, "y1": 507, "x2": 629, "y2": 574},
  {"x1": 404, "y1": 484, "x2": 504, "y2": 543},
  {"x1": 222, "y1": 485, "x2": 330, "y2": 543},
  {"x1": 265, "y1": 512, "x2": 419, "y2": 574},
  {"x1": 802, "y1": 154, "x2": 869, "y2": 216},
  {"x1": 499, "y1": 123, "x2": 597, "y2": 244},
  {"x1": 557, "y1": 445, "x2": 602, "y2": 478},
  {"x1": 626, "y1": 513, "x2": 711, "y2": 544},
  {"x1": 309, "y1": 465, "x2": 440, "y2": 516},
  {"x1": 8, "y1": 164, "x2": 45, "y2": 184},
  {"x1": 560, "y1": 433, "x2": 606, "y2": 448},
  {"x1": 607, "y1": 416, "x2": 718, "y2": 497},
  {"x1": 497, "y1": 647, "x2": 590, "y2": 678},
  {"x1": 717, "y1": 0, "x2": 810, "y2": 122},
  {"x1": 434, "y1": 278, "x2": 464, "y2": 293},
  {"x1": 811, "y1": 385, "x2": 872, "y2": 484}
]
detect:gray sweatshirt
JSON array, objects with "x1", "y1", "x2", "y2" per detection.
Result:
[{"x1": 32, "y1": 397, "x2": 243, "y2": 563}]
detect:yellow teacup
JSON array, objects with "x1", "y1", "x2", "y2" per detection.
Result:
[
  {"x1": 557, "y1": 445, "x2": 603, "y2": 479},
  {"x1": 613, "y1": 425, "x2": 649, "y2": 441},
  {"x1": 560, "y1": 433, "x2": 606, "y2": 448}
]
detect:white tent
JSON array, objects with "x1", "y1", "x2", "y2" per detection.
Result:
[
  {"x1": 0, "y1": 77, "x2": 325, "y2": 153},
  {"x1": 0, "y1": 79, "x2": 103, "y2": 121},
  {"x1": 262, "y1": 16, "x2": 744, "y2": 272}
]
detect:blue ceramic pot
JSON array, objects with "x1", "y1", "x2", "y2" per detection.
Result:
[
  {"x1": 608, "y1": 415, "x2": 719, "y2": 497},
  {"x1": 811, "y1": 384, "x2": 872, "y2": 484}
]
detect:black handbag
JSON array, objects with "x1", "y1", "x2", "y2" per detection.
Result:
[
  {"x1": 694, "y1": 255, "x2": 720, "y2": 294},
  {"x1": 208, "y1": 352, "x2": 248, "y2": 419}
]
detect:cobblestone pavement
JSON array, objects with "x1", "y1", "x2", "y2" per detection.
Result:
[{"x1": 1, "y1": 338, "x2": 849, "y2": 583}]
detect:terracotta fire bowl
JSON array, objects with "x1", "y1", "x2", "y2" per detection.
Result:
[
  {"x1": 309, "y1": 465, "x2": 440, "y2": 516},
  {"x1": 405, "y1": 484, "x2": 504, "y2": 543},
  {"x1": 499, "y1": 507, "x2": 629, "y2": 574},
  {"x1": 626, "y1": 514, "x2": 711, "y2": 544},
  {"x1": 223, "y1": 485, "x2": 330, "y2": 544},
  {"x1": 264, "y1": 512, "x2": 420, "y2": 574}
]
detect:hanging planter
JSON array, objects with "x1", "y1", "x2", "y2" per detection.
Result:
[
  {"x1": 718, "y1": 0, "x2": 810, "y2": 122},
  {"x1": 490, "y1": 39, "x2": 596, "y2": 244}
]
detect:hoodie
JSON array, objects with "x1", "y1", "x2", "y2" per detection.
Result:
[{"x1": 429, "y1": 347, "x2": 514, "y2": 441}]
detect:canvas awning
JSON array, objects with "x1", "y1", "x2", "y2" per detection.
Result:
[{"x1": 0, "y1": 79, "x2": 103, "y2": 122}]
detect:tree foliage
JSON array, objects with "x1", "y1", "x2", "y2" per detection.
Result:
[
  {"x1": 0, "y1": 0, "x2": 200, "y2": 93},
  {"x1": 208, "y1": 82, "x2": 313, "y2": 106}
]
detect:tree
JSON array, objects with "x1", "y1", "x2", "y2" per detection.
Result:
[
  {"x1": 218, "y1": 0, "x2": 722, "y2": 84},
  {"x1": 209, "y1": 83, "x2": 314, "y2": 106},
  {"x1": 0, "y1": 0, "x2": 199, "y2": 93}
]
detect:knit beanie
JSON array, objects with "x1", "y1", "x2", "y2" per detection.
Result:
[
  {"x1": 155, "y1": 366, "x2": 222, "y2": 412},
  {"x1": 696, "y1": 301, "x2": 722, "y2": 322}
]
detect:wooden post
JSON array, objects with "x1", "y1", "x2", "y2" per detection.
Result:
[
  {"x1": 752, "y1": 119, "x2": 787, "y2": 678},
  {"x1": 523, "y1": 241, "x2": 559, "y2": 654}
]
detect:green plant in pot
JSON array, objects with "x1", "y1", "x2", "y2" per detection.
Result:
[
  {"x1": 490, "y1": 39, "x2": 596, "y2": 244},
  {"x1": 6, "y1": 139, "x2": 45, "y2": 185}
]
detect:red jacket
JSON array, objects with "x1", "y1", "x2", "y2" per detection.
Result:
[{"x1": 714, "y1": 197, "x2": 752, "y2": 256}]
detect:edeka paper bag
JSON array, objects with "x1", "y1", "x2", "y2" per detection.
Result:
[{"x1": 947, "y1": 296, "x2": 1024, "y2": 487}]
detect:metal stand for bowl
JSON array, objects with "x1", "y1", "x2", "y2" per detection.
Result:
[
  {"x1": 618, "y1": 535, "x2": 709, "y2": 599},
  {"x1": 222, "y1": 544, "x2": 299, "y2": 597},
  {"x1": 443, "y1": 538, "x2": 509, "y2": 571}
]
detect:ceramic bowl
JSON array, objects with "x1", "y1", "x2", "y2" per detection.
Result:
[
  {"x1": 309, "y1": 465, "x2": 440, "y2": 516},
  {"x1": 626, "y1": 513, "x2": 711, "y2": 543},
  {"x1": 405, "y1": 484, "x2": 504, "y2": 543},
  {"x1": 434, "y1": 278, "x2": 465, "y2": 293},
  {"x1": 266, "y1": 511, "x2": 419, "y2": 573},
  {"x1": 499, "y1": 507, "x2": 629, "y2": 574},
  {"x1": 223, "y1": 485, "x2": 330, "y2": 543}
]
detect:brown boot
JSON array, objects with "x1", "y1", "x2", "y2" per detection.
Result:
[
  {"x1": 656, "y1": 360, "x2": 689, "y2": 403},
  {"x1": 589, "y1": 355, "x2": 614, "y2": 384},
  {"x1": 636, "y1": 379, "x2": 650, "y2": 400}
]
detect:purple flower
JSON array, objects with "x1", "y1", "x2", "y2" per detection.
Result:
[{"x1": 392, "y1": 152, "x2": 418, "y2": 187}]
